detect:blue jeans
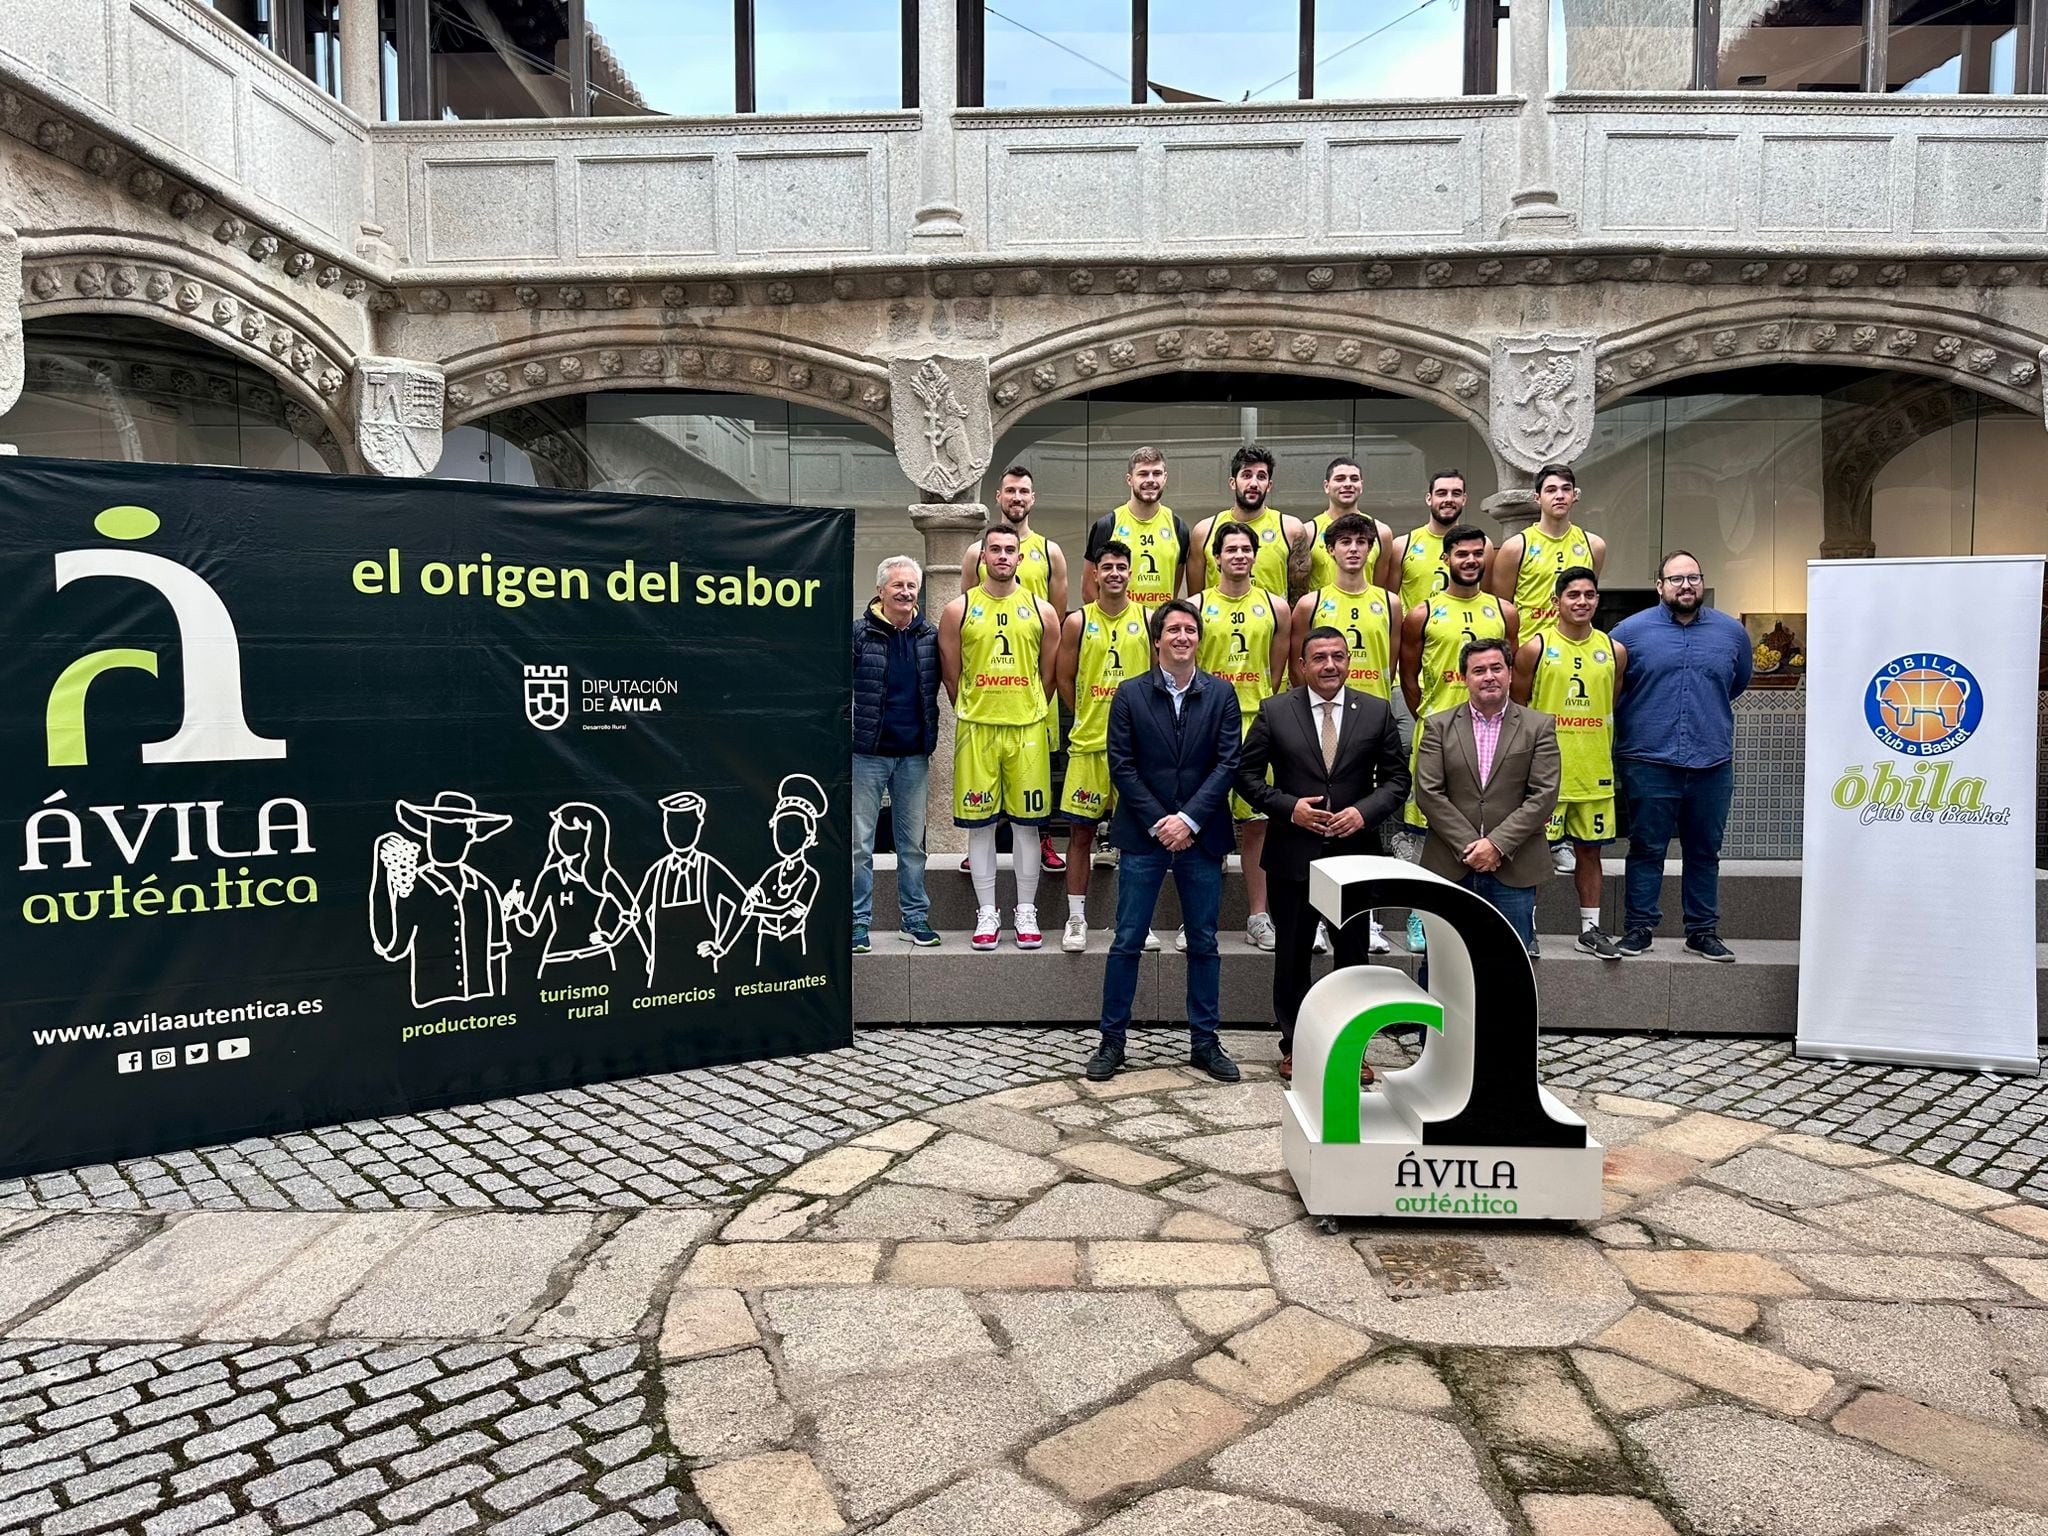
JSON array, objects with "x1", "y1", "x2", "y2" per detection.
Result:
[
  {"x1": 852, "y1": 753, "x2": 929, "y2": 931},
  {"x1": 1099, "y1": 844, "x2": 1222, "y2": 1055},
  {"x1": 1459, "y1": 872, "x2": 1536, "y2": 950},
  {"x1": 1620, "y1": 757, "x2": 1734, "y2": 936}
]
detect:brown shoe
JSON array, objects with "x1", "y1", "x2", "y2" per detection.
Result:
[
  {"x1": 1277, "y1": 1053, "x2": 1292, "y2": 1082},
  {"x1": 1360, "y1": 1062, "x2": 1375, "y2": 1087}
]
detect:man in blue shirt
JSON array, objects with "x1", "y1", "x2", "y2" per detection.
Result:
[{"x1": 1610, "y1": 551, "x2": 1753, "y2": 961}]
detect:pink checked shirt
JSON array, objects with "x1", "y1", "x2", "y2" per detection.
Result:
[{"x1": 1470, "y1": 703, "x2": 1507, "y2": 790}]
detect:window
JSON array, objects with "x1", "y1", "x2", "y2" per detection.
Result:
[
  {"x1": 1716, "y1": 0, "x2": 1867, "y2": 89},
  {"x1": 1147, "y1": 0, "x2": 1300, "y2": 102},
  {"x1": 1315, "y1": 0, "x2": 1472, "y2": 99},
  {"x1": 756, "y1": 0, "x2": 906, "y2": 112},
  {"x1": 980, "y1": 0, "x2": 1134, "y2": 107},
  {"x1": 1888, "y1": 0, "x2": 2021, "y2": 92},
  {"x1": 1553, "y1": 0, "x2": 1695, "y2": 90},
  {"x1": 583, "y1": 2, "x2": 736, "y2": 115}
]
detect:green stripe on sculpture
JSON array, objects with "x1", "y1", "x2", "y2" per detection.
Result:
[{"x1": 1320, "y1": 999, "x2": 1446, "y2": 1144}]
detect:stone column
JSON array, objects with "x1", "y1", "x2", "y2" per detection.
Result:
[
  {"x1": 338, "y1": 0, "x2": 382, "y2": 119},
  {"x1": 350, "y1": 358, "x2": 447, "y2": 476},
  {"x1": 913, "y1": 501, "x2": 988, "y2": 854},
  {"x1": 911, "y1": 0, "x2": 966, "y2": 241},
  {"x1": 1501, "y1": 0, "x2": 1573, "y2": 237},
  {"x1": 0, "y1": 224, "x2": 22, "y2": 453},
  {"x1": 1484, "y1": 481, "x2": 1538, "y2": 538}
]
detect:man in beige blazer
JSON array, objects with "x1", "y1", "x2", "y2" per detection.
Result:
[{"x1": 1414, "y1": 636, "x2": 1561, "y2": 957}]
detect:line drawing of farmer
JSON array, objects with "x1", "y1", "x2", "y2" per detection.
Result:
[
  {"x1": 634, "y1": 790, "x2": 748, "y2": 984},
  {"x1": 504, "y1": 801, "x2": 643, "y2": 980},
  {"x1": 719, "y1": 773, "x2": 829, "y2": 967},
  {"x1": 370, "y1": 790, "x2": 514, "y2": 1009}
]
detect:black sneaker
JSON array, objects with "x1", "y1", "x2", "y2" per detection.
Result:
[
  {"x1": 1618, "y1": 929, "x2": 1654, "y2": 957},
  {"x1": 1085, "y1": 1043, "x2": 1125, "y2": 1081},
  {"x1": 1525, "y1": 935, "x2": 1541, "y2": 961},
  {"x1": 852, "y1": 927, "x2": 870, "y2": 954},
  {"x1": 1686, "y1": 931, "x2": 1737, "y2": 963},
  {"x1": 1189, "y1": 1046, "x2": 1242, "y2": 1083},
  {"x1": 1577, "y1": 925, "x2": 1623, "y2": 961}
]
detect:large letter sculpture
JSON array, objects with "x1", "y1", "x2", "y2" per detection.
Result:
[{"x1": 1282, "y1": 855, "x2": 1604, "y2": 1220}]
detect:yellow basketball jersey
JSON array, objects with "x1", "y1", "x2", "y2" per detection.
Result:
[
  {"x1": 957, "y1": 586, "x2": 1048, "y2": 727},
  {"x1": 1214, "y1": 507, "x2": 1290, "y2": 599},
  {"x1": 1070, "y1": 601, "x2": 1149, "y2": 752},
  {"x1": 1197, "y1": 585, "x2": 1278, "y2": 721},
  {"x1": 1416, "y1": 589, "x2": 1507, "y2": 722},
  {"x1": 1308, "y1": 584, "x2": 1397, "y2": 701},
  {"x1": 1529, "y1": 627, "x2": 1617, "y2": 801},
  {"x1": 1107, "y1": 503, "x2": 1182, "y2": 609},
  {"x1": 1305, "y1": 512, "x2": 1338, "y2": 592},
  {"x1": 1513, "y1": 522, "x2": 1594, "y2": 642},
  {"x1": 1398, "y1": 521, "x2": 1455, "y2": 612},
  {"x1": 1007, "y1": 530, "x2": 1052, "y2": 604}
]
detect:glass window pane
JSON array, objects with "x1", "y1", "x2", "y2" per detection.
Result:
[
  {"x1": 1554, "y1": 0, "x2": 1694, "y2": 90},
  {"x1": 756, "y1": 0, "x2": 903, "y2": 112},
  {"x1": 1314, "y1": 0, "x2": 1467, "y2": 99},
  {"x1": 983, "y1": 1, "x2": 1134, "y2": 106},
  {"x1": 211, "y1": 0, "x2": 277, "y2": 53},
  {"x1": 1717, "y1": 0, "x2": 1866, "y2": 90},
  {"x1": 1890, "y1": 0, "x2": 2021, "y2": 93},
  {"x1": 1147, "y1": 1, "x2": 1300, "y2": 103},
  {"x1": 429, "y1": 0, "x2": 576, "y2": 119},
  {"x1": 585, "y1": 2, "x2": 735, "y2": 115}
]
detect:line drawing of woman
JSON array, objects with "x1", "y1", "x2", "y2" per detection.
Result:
[
  {"x1": 720, "y1": 773, "x2": 828, "y2": 968},
  {"x1": 504, "y1": 801, "x2": 643, "y2": 980}
]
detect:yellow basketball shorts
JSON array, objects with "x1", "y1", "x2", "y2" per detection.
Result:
[
  {"x1": 954, "y1": 719, "x2": 1052, "y2": 828},
  {"x1": 1060, "y1": 749, "x2": 1115, "y2": 823},
  {"x1": 1547, "y1": 797, "x2": 1617, "y2": 846}
]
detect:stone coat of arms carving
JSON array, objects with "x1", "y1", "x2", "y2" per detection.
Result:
[
  {"x1": 889, "y1": 354, "x2": 992, "y2": 498},
  {"x1": 352, "y1": 358, "x2": 446, "y2": 477},
  {"x1": 1489, "y1": 332, "x2": 1597, "y2": 473}
]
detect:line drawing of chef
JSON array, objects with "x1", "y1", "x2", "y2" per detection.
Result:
[
  {"x1": 505, "y1": 801, "x2": 643, "y2": 980},
  {"x1": 634, "y1": 790, "x2": 748, "y2": 984},
  {"x1": 714, "y1": 773, "x2": 828, "y2": 968},
  {"x1": 370, "y1": 790, "x2": 514, "y2": 1009}
]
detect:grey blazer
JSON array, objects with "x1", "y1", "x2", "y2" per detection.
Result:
[{"x1": 1413, "y1": 700, "x2": 1561, "y2": 890}]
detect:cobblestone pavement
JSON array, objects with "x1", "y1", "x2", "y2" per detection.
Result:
[{"x1": 2, "y1": 1030, "x2": 2044, "y2": 1213}]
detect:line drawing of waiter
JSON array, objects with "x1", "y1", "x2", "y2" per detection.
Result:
[
  {"x1": 369, "y1": 789, "x2": 515, "y2": 1009},
  {"x1": 634, "y1": 790, "x2": 747, "y2": 983}
]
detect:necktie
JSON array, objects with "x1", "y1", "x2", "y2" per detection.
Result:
[{"x1": 1320, "y1": 700, "x2": 1339, "y2": 772}]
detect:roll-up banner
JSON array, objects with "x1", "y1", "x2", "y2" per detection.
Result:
[
  {"x1": 0, "y1": 457, "x2": 854, "y2": 1178},
  {"x1": 1797, "y1": 555, "x2": 2044, "y2": 1074}
]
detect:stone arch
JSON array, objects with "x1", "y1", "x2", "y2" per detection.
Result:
[
  {"x1": 988, "y1": 305, "x2": 1492, "y2": 440},
  {"x1": 438, "y1": 326, "x2": 894, "y2": 436},
  {"x1": 16, "y1": 238, "x2": 360, "y2": 463},
  {"x1": 1594, "y1": 298, "x2": 2046, "y2": 416}
]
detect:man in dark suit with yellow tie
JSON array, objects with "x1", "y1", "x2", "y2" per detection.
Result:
[{"x1": 1236, "y1": 626, "x2": 1410, "y2": 1081}]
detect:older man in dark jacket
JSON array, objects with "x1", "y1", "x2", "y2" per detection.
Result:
[{"x1": 852, "y1": 555, "x2": 943, "y2": 953}]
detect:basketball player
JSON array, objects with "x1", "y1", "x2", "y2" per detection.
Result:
[
  {"x1": 938, "y1": 524, "x2": 1062, "y2": 951},
  {"x1": 1186, "y1": 445, "x2": 1315, "y2": 603},
  {"x1": 1198, "y1": 521, "x2": 1291, "y2": 950},
  {"x1": 1055, "y1": 540, "x2": 1159, "y2": 953},
  {"x1": 1385, "y1": 469, "x2": 1494, "y2": 613},
  {"x1": 1489, "y1": 463, "x2": 1605, "y2": 645},
  {"x1": 1395, "y1": 525, "x2": 1518, "y2": 952},
  {"x1": 1302, "y1": 457, "x2": 1394, "y2": 601},
  {"x1": 963, "y1": 464, "x2": 1070, "y2": 874},
  {"x1": 1291, "y1": 511, "x2": 1400, "y2": 953},
  {"x1": 1514, "y1": 567, "x2": 1627, "y2": 960},
  {"x1": 1084, "y1": 446, "x2": 1188, "y2": 610}
]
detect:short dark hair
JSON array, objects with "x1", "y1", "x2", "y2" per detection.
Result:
[
  {"x1": 1428, "y1": 468, "x2": 1466, "y2": 492},
  {"x1": 999, "y1": 464, "x2": 1033, "y2": 484},
  {"x1": 1460, "y1": 636, "x2": 1511, "y2": 672},
  {"x1": 1230, "y1": 444, "x2": 1277, "y2": 479},
  {"x1": 1535, "y1": 463, "x2": 1576, "y2": 491},
  {"x1": 1554, "y1": 564, "x2": 1598, "y2": 598},
  {"x1": 1300, "y1": 624, "x2": 1348, "y2": 657},
  {"x1": 982, "y1": 523, "x2": 1021, "y2": 549},
  {"x1": 1443, "y1": 524, "x2": 1488, "y2": 553},
  {"x1": 1658, "y1": 549, "x2": 1702, "y2": 578},
  {"x1": 1323, "y1": 511, "x2": 1375, "y2": 548},
  {"x1": 1096, "y1": 538, "x2": 1133, "y2": 567},
  {"x1": 1324, "y1": 456, "x2": 1361, "y2": 479},
  {"x1": 1150, "y1": 597, "x2": 1202, "y2": 645},
  {"x1": 1211, "y1": 520, "x2": 1258, "y2": 559}
]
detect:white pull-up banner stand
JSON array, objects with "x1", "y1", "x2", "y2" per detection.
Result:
[{"x1": 1798, "y1": 556, "x2": 2043, "y2": 1074}]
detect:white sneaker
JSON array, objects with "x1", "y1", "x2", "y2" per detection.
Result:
[
  {"x1": 1246, "y1": 913, "x2": 1277, "y2": 951},
  {"x1": 972, "y1": 906, "x2": 1001, "y2": 952},
  {"x1": 1368, "y1": 919, "x2": 1393, "y2": 955},
  {"x1": 1552, "y1": 843, "x2": 1576, "y2": 874},
  {"x1": 1061, "y1": 915, "x2": 1088, "y2": 953},
  {"x1": 1093, "y1": 843, "x2": 1118, "y2": 870},
  {"x1": 1014, "y1": 904, "x2": 1043, "y2": 950},
  {"x1": 1175, "y1": 926, "x2": 1187, "y2": 953},
  {"x1": 1313, "y1": 922, "x2": 1331, "y2": 955},
  {"x1": 1143, "y1": 929, "x2": 1161, "y2": 952}
]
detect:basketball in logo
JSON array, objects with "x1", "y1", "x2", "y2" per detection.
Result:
[{"x1": 1864, "y1": 653, "x2": 1982, "y2": 757}]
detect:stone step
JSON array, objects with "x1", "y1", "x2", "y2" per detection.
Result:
[
  {"x1": 853, "y1": 930, "x2": 2048, "y2": 1039},
  {"x1": 869, "y1": 861, "x2": 2048, "y2": 943}
]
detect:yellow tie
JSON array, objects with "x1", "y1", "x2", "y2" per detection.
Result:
[{"x1": 1320, "y1": 700, "x2": 1339, "y2": 772}]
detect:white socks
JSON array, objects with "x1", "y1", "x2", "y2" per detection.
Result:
[
  {"x1": 1069, "y1": 894, "x2": 1087, "y2": 921},
  {"x1": 1014, "y1": 830, "x2": 1042, "y2": 910},
  {"x1": 1580, "y1": 906, "x2": 1600, "y2": 933},
  {"x1": 968, "y1": 825, "x2": 999, "y2": 911}
]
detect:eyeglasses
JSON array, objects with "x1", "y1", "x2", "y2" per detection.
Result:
[{"x1": 1660, "y1": 574, "x2": 1704, "y2": 587}]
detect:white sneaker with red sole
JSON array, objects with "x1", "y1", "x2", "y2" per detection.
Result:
[
  {"x1": 1013, "y1": 905, "x2": 1043, "y2": 949},
  {"x1": 972, "y1": 907, "x2": 1001, "y2": 951}
]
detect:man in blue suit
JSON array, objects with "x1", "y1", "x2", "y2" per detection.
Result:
[{"x1": 1088, "y1": 598, "x2": 1245, "y2": 1083}]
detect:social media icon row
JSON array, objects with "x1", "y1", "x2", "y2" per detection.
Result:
[{"x1": 116, "y1": 1038, "x2": 251, "y2": 1074}]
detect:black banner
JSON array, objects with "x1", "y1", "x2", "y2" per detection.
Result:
[{"x1": 0, "y1": 457, "x2": 852, "y2": 1178}]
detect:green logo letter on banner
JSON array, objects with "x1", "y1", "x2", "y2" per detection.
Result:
[{"x1": 1322, "y1": 999, "x2": 1445, "y2": 1144}]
